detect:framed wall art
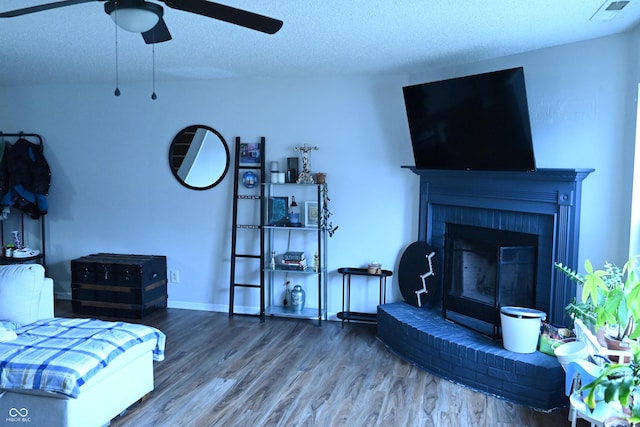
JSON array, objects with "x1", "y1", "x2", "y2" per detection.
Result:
[
  {"x1": 268, "y1": 197, "x2": 288, "y2": 225},
  {"x1": 305, "y1": 201, "x2": 319, "y2": 227},
  {"x1": 239, "y1": 142, "x2": 261, "y2": 166}
]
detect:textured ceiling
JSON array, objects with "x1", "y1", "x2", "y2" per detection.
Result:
[{"x1": 1, "y1": 0, "x2": 640, "y2": 86}]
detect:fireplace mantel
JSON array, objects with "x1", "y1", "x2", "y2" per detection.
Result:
[{"x1": 403, "y1": 167, "x2": 594, "y2": 324}]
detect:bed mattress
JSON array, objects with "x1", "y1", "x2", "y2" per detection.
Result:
[
  {"x1": 0, "y1": 317, "x2": 165, "y2": 397},
  {"x1": 0, "y1": 317, "x2": 165, "y2": 427}
]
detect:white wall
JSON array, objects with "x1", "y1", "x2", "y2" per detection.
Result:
[
  {"x1": 627, "y1": 25, "x2": 640, "y2": 258},
  {"x1": 0, "y1": 31, "x2": 636, "y2": 317},
  {"x1": 0, "y1": 76, "x2": 417, "y2": 315}
]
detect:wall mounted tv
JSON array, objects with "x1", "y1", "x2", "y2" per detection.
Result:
[{"x1": 403, "y1": 67, "x2": 536, "y2": 171}]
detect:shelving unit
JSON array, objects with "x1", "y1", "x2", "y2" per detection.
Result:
[
  {"x1": 0, "y1": 132, "x2": 48, "y2": 269},
  {"x1": 263, "y1": 182, "x2": 327, "y2": 326},
  {"x1": 0, "y1": 211, "x2": 45, "y2": 267}
]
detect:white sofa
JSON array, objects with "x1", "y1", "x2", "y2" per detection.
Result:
[
  {"x1": 0, "y1": 263, "x2": 159, "y2": 427},
  {"x1": 0, "y1": 263, "x2": 54, "y2": 325}
]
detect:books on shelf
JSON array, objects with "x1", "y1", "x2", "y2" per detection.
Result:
[
  {"x1": 282, "y1": 251, "x2": 305, "y2": 261},
  {"x1": 281, "y1": 256, "x2": 307, "y2": 271},
  {"x1": 283, "y1": 259, "x2": 307, "y2": 266},
  {"x1": 280, "y1": 264, "x2": 306, "y2": 271}
]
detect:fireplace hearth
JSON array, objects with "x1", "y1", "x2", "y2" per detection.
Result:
[{"x1": 376, "y1": 167, "x2": 593, "y2": 410}]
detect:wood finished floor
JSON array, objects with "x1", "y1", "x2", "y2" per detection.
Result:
[{"x1": 55, "y1": 301, "x2": 581, "y2": 427}]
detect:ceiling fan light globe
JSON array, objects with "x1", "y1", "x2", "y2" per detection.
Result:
[{"x1": 110, "y1": 8, "x2": 159, "y2": 33}]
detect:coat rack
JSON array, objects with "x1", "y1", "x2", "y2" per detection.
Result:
[
  {"x1": 0, "y1": 131, "x2": 47, "y2": 268},
  {"x1": 0, "y1": 131, "x2": 44, "y2": 150}
]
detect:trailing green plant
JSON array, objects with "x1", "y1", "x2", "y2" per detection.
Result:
[
  {"x1": 555, "y1": 256, "x2": 640, "y2": 341},
  {"x1": 321, "y1": 183, "x2": 338, "y2": 237}
]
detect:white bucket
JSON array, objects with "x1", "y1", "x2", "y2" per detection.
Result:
[
  {"x1": 554, "y1": 341, "x2": 588, "y2": 371},
  {"x1": 500, "y1": 306, "x2": 547, "y2": 353}
]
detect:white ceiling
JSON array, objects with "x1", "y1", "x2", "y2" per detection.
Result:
[{"x1": 1, "y1": 0, "x2": 640, "y2": 86}]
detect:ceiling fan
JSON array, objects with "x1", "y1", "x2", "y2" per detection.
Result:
[{"x1": 0, "y1": 0, "x2": 283, "y2": 44}]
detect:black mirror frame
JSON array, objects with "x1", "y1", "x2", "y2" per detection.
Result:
[{"x1": 168, "y1": 125, "x2": 230, "y2": 191}]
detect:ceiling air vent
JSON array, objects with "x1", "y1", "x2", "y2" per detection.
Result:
[{"x1": 591, "y1": 0, "x2": 630, "y2": 21}]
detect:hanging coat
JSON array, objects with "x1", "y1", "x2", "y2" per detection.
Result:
[{"x1": 3, "y1": 138, "x2": 50, "y2": 218}]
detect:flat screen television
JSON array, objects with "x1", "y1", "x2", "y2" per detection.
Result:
[{"x1": 402, "y1": 67, "x2": 536, "y2": 171}]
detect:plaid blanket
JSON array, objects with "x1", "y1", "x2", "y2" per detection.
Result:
[{"x1": 0, "y1": 317, "x2": 165, "y2": 398}]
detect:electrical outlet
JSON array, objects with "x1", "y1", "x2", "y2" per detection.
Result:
[{"x1": 170, "y1": 270, "x2": 179, "y2": 283}]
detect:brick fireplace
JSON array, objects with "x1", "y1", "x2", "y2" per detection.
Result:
[
  {"x1": 377, "y1": 167, "x2": 593, "y2": 410},
  {"x1": 409, "y1": 167, "x2": 593, "y2": 324}
]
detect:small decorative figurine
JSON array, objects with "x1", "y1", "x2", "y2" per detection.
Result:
[
  {"x1": 313, "y1": 252, "x2": 319, "y2": 272},
  {"x1": 295, "y1": 144, "x2": 318, "y2": 184},
  {"x1": 270, "y1": 251, "x2": 276, "y2": 269},
  {"x1": 11, "y1": 230, "x2": 23, "y2": 249}
]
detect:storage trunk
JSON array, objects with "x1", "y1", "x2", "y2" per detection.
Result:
[{"x1": 70, "y1": 253, "x2": 167, "y2": 319}]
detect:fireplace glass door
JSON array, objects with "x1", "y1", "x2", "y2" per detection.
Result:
[{"x1": 443, "y1": 224, "x2": 538, "y2": 338}]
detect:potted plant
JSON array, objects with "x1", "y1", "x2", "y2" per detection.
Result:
[
  {"x1": 555, "y1": 256, "x2": 640, "y2": 348},
  {"x1": 564, "y1": 296, "x2": 596, "y2": 331},
  {"x1": 578, "y1": 340, "x2": 640, "y2": 426}
]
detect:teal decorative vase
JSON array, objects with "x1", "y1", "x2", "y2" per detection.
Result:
[{"x1": 290, "y1": 285, "x2": 305, "y2": 312}]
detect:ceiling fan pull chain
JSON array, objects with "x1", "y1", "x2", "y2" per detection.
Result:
[
  {"x1": 151, "y1": 41, "x2": 157, "y2": 100},
  {"x1": 113, "y1": 0, "x2": 120, "y2": 97}
]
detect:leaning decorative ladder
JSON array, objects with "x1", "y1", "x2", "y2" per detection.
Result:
[{"x1": 228, "y1": 136, "x2": 266, "y2": 321}]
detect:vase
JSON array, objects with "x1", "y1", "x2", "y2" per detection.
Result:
[
  {"x1": 290, "y1": 285, "x2": 305, "y2": 312},
  {"x1": 286, "y1": 157, "x2": 298, "y2": 183},
  {"x1": 604, "y1": 334, "x2": 631, "y2": 363},
  {"x1": 575, "y1": 319, "x2": 632, "y2": 364},
  {"x1": 553, "y1": 340, "x2": 587, "y2": 370},
  {"x1": 604, "y1": 335, "x2": 632, "y2": 351}
]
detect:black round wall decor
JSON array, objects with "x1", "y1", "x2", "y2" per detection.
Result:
[{"x1": 398, "y1": 241, "x2": 439, "y2": 307}]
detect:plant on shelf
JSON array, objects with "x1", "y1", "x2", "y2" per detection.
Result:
[
  {"x1": 564, "y1": 296, "x2": 596, "y2": 330},
  {"x1": 555, "y1": 256, "x2": 640, "y2": 347},
  {"x1": 579, "y1": 340, "x2": 640, "y2": 426},
  {"x1": 321, "y1": 183, "x2": 338, "y2": 237}
]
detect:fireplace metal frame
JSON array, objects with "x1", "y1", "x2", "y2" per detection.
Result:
[{"x1": 443, "y1": 223, "x2": 539, "y2": 337}]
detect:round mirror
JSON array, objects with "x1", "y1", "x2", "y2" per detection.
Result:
[{"x1": 168, "y1": 125, "x2": 230, "y2": 190}]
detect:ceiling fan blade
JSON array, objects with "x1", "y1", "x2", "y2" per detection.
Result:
[
  {"x1": 142, "y1": 16, "x2": 172, "y2": 44},
  {"x1": 161, "y1": 0, "x2": 283, "y2": 34},
  {"x1": 0, "y1": 0, "x2": 99, "y2": 18}
]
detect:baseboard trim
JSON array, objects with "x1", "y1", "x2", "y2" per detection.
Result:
[{"x1": 56, "y1": 292, "x2": 339, "y2": 321}]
